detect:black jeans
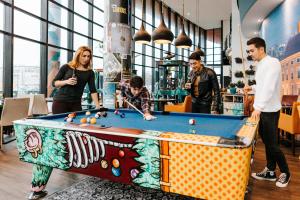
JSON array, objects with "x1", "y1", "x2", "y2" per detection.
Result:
[
  {"x1": 259, "y1": 111, "x2": 289, "y2": 174},
  {"x1": 192, "y1": 102, "x2": 211, "y2": 114},
  {"x1": 52, "y1": 100, "x2": 82, "y2": 114}
]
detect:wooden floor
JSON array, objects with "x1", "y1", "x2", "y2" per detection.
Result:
[{"x1": 0, "y1": 139, "x2": 299, "y2": 200}]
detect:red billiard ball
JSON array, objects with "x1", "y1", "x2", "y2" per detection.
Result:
[
  {"x1": 118, "y1": 150, "x2": 125, "y2": 157},
  {"x1": 120, "y1": 113, "x2": 125, "y2": 118},
  {"x1": 189, "y1": 118, "x2": 196, "y2": 125},
  {"x1": 114, "y1": 110, "x2": 119, "y2": 115}
]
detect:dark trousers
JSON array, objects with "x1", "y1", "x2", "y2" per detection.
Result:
[
  {"x1": 52, "y1": 100, "x2": 82, "y2": 114},
  {"x1": 192, "y1": 102, "x2": 211, "y2": 114},
  {"x1": 259, "y1": 111, "x2": 289, "y2": 174}
]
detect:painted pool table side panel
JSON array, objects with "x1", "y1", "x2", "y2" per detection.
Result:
[
  {"x1": 14, "y1": 118, "x2": 257, "y2": 148},
  {"x1": 14, "y1": 114, "x2": 258, "y2": 199}
]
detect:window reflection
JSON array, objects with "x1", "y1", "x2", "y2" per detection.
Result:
[
  {"x1": 48, "y1": 24, "x2": 68, "y2": 49},
  {"x1": 47, "y1": 47, "x2": 67, "y2": 97},
  {"x1": 49, "y1": 2, "x2": 68, "y2": 28},
  {"x1": 13, "y1": 38, "x2": 40, "y2": 96}
]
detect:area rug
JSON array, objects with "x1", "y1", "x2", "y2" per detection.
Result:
[{"x1": 45, "y1": 177, "x2": 194, "y2": 200}]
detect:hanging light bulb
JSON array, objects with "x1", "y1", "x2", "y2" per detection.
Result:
[
  {"x1": 151, "y1": 1, "x2": 174, "y2": 44},
  {"x1": 133, "y1": 0, "x2": 151, "y2": 44},
  {"x1": 175, "y1": 0, "x2": 192, "y2": 48}
]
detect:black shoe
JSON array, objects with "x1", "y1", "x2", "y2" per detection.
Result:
[
  {"x1": 28, "y1": 190, "x2": 48, "y2": 200},
  {"x1": 251, "y1": 167, "x2": 276, "y2": 181},
  {"x1": 276, "y1": 173, "x2": 291, "y2": 187}
]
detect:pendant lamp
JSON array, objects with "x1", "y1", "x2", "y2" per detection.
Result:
[
  {"x1": 133, "y1": 0, "x2": 151, "y2": 44},
  {"x1": 175, "y1": 0, "x2": 192, "y2": 48},
  {"x1": 151, "y1": 1, "x2": 174, "y2": 44}
]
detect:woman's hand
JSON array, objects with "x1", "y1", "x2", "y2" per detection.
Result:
[{"x1": 65, "y1": 77, "x2": 77, "y2": 85}]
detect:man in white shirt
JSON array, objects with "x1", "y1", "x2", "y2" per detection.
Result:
[{"x1": 244, "y1": 37, "x2": 290, "y2": 187}]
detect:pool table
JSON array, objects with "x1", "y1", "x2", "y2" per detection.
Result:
[{"x1": 14, "y1": 109, "x2": 258, "y2": 200}]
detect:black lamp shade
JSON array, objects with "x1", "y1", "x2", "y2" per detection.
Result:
[
  {"x1": 194, "y1": 46, "x2": 205, "y2": 56},
  {"x1": 133, "y1": 23, "x2": 151, "y2": 44},
  {"x1": 175, "y1": 29, "x2": 192, "y2": 48},
  {"x1": 152, "y1": 18, "x2": 174, "y2": 44}
]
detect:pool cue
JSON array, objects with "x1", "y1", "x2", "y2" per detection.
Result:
[
  {"x1": 123, "y1": 98, "x2": 145, "y2": 118},
  {"x1": 100, "y1": 88, "x2": 145, "y2": 118}
]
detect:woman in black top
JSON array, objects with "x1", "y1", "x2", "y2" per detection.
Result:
[{"x1": 52, "y1": 46, "x2": 101, "y2": 114}]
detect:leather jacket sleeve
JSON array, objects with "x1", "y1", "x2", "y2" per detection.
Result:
[{"x1": 208, "y1": 69, "x2": 221, "y2": 112}]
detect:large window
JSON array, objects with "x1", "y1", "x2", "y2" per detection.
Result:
[
  {"x1": 1, "y1": 0, "x2": 217, "y2": 98},
  {"x1": 13, "y1": 38, "x2": 40, "y2": 96},
  {"x1": 14, "y1": 10, "x2": 42, "y2": 41}
]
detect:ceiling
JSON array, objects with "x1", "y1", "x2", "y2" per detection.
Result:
[
  {"x1": 163, "y1": 0, "x2": 232, "y2": 29},
  {"x1": 241, "y1": 0, "x2": 284, "y2": 38}
]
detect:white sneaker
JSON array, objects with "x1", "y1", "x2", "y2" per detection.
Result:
[{"x1": 276, "y1": 173, "x2": 291, "y2": 188}]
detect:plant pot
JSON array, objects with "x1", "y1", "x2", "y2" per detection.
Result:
[{"x1": 229, "y1": 87, "x2": 236, "y2": 94}]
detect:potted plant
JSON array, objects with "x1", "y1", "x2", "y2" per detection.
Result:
[
  {"x1": 228, "y1": 83, "x2": 236, "y2": 94},
  {"x1": 236, "y1": 80, "x2": 245, "y2": 88},
  {"x1": 234, "y1": 71, "x2": 244, "y2": 78}
]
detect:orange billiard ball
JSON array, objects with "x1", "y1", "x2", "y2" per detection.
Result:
[
  {"x1": 112, "y1": 158, "x2": 120, "y2": 168},
  {"x1": 80, "y1": 118, "x2": 87, "y2": 123}
]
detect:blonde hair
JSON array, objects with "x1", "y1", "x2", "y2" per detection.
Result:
[{"x1": 68, "y1": 46, "x2": 92, "y2": 70}]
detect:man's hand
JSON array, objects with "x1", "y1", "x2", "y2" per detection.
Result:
[
  {"x1": 144, "y1": 112, "x2": 156, "y2": 121},
  {"x1": 251, "y1": 110, "x2": 261, "y2": 121}
]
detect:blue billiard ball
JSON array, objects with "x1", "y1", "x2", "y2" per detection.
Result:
[
  {"x1": 120, "y1": 113, "x2": 125, "y2": 118},
  {"x1": 112, "y1": 167, "x2": 121, "y2": 177}
]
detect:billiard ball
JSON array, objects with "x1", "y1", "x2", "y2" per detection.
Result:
[
  {"x1": 189, "y1": 118, "x2": 196, "y2": 125},
  {"x1": 101, "y1": 160, "x2": 108, "y2": 169},
  {"x1": 90, "y1": 117, "x2": 97, "y2": 124},
  {"x1": 66, "y1": 117, "x2": 73, "y2": 123},
  {"x1": 120, "y1": 113, "x2": 125, "y2": 118},
  {"x1": 130, "y1": 169, "x2": 139, "y2": 178},
  {"x1": 87, "y1": 117, "x2": 91, "y2": 123},
  {"x1": 112, "y1": 159, "x2": 120, "y2": 168},
  {"x1": 94, "y1": 114, "x2": 100, "y2": 118},
  {"x1": 80, "y1": 118, "x2": 87, "y2": 123},
  {"x1": 85, "y1": 111, "x2": 91, "y2": 116},
  {"x1": 64, "y1": 117, "x2": 68, "y2": 121},
  {"x1": 114, "y1": 110, "x2": 119, "y2": 115},
  {"x1": 68, "y1": 113, "x2": 75, "y2": 118},
  {"x1": 111, "y1": 167, "x2": 121, "y2": 177},
  {"x1": 118, "y1": 150, "x2": 125, "y2": 157}
]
